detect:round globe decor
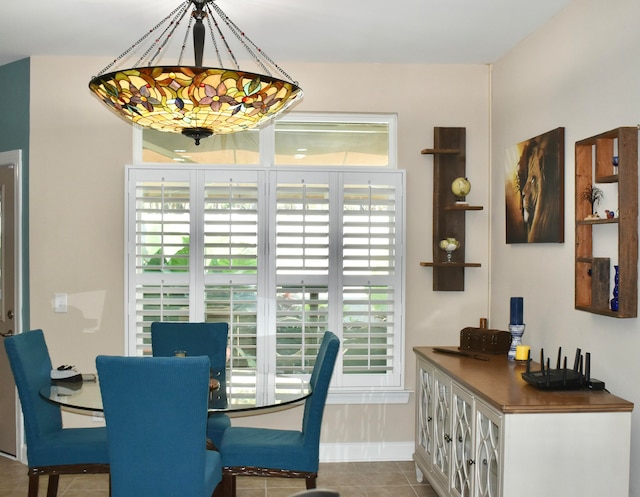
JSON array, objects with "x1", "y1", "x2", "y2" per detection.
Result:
[{"x1": 451, "y1": 177, "x2": 471, "y2": 203}]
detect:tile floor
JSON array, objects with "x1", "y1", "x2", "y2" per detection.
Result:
[{"x1": 0, "y1": 456, "x2": 438, "y2": 497}]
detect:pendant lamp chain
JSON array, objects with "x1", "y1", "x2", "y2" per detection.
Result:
[{"x1": 89, "y1": 0, "x2": 303, "y2": 145}]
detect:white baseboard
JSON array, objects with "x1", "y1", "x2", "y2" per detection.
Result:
[
  {"x1": 319, "y1": 441, "x2": 414, "y2": 462},
  {"x1": 3, "y1": 442, "x2": 415, "y2": 464},
  {"x1": 5, "y1": 442, "x2": 415, "y2": 466}
]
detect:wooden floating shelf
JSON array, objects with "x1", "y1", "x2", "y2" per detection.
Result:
[
  {"x1": 421, "y1": 148, "x2": 461, "y2": 155},
  {"x1": 595, "y1": 174, "x2": 619, "y2": 183},
  {"x1": 576, "y1": 256, "x2": 598, "y2": 263},
  {"x1": 444, "y1": 204, "x2": 483, "y2": 211},
  {"x1": 576, "y1": 218, "x2": 618, "y2": 225},
  {"x1": 575, "y1": 305, "x2": 635, "y2": 318},
  {"x1": 421, "y1": 127, "x2": 483, "y2": 291},
  {"x1": 420, "y1": 262, "x2": 482, "y2": 268}
]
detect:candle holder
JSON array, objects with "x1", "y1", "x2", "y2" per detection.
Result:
[{"x1": 508, "y1": 324, "x2": 526, "y2": 361}]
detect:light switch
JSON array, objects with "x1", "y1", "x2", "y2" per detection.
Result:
[{"x1": 54, "y1": 293, "x2": 68, "y2": 313}]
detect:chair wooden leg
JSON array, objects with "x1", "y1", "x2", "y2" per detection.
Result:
[
  {"x1": 27, "y1": 474, "x2": 39, "y2": 497},
  {"x1": 212, "y1": 481, "x2": 224, "y2": 497},
  {"x1": 305, "y1": 476, "x2": 317, "y2": 490},
  {"x1": 222, "y1": 472, "x2": 235, "y2": 497},
  {"x1": 46, "y1": 474, "x2": 60, "y2": 497},
  {"x1": 26, "y1": 466, "x2": 109, "y2": 497}
]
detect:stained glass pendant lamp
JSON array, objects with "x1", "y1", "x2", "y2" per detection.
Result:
[{"x1": 88, "y1": 0, "x2": 303, "y2": 145}]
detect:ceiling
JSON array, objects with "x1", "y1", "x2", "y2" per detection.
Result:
[{"x1": 1, "y1": 0, "x2": 571, "y2": 68}]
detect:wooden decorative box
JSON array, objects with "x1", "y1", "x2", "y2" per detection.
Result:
[{"x1": 459, "y1": 327, "x2": 511, "y2": 354}]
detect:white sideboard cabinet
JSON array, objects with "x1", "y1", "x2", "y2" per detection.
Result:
[{"x1": 413, "y1": 347, "x2": 633, "y2": 497}]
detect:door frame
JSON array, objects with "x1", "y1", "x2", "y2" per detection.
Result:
[{"x1": 0, "y1": 150, "x2": 24, "y2": 462}]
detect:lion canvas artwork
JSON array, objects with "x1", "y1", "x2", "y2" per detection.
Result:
[{"x1": 505, "y1": 127, "x2": 565, "y2": 243}]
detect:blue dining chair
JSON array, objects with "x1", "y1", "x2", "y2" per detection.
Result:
[
  {"x1": 150, "y1": 321, "x2": 230, "y2": 448},
  {"x1": 3, "y1": 329, "x2": 110, "y2": 497},
  {"x1": 96, "y1": 355, "x2": 222, "y2": 497},
  {"x1": 219, "y1": 331, "x2": 340, "y2": 497}
]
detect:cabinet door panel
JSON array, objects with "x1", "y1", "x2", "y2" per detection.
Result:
[
  {"x1": 452, "y1": 385, "x2": 474, "y2": 497},
  {"x1": 475, "y1": 401, "x2": 501, "y2": 497},
  {"x1": 433, "y1": 370, "x2": 452, "y2": 483},
  {"x1": 417, "y1": 363, "x2": 435, "y2": 458}
]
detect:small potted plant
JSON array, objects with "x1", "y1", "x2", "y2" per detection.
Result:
[{"x1": 581, "y1": 185, "x2": 604, "y2": 220}]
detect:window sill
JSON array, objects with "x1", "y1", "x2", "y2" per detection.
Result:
[{"x1": 326, "y1": 389, "x2": 412, "y2": 405}]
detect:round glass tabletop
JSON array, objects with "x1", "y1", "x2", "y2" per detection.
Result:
[{"x1": 40, "y1": 370, "x2": 311, "y2": 414}]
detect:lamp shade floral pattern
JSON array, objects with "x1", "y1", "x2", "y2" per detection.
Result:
[{"x1": 89, "y1": 66, "x2": 302, "y2": 136}]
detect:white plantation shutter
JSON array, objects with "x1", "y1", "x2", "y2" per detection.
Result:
[
  {"x1": 342, "y1": 285, "x2": 396, "y2": 374},
  {"x1": 204, "y1": 283, "x2": 259, "y2": 369},
  {"x1": 342, "y1": 176, "x2": 397, "y2": 276},
  {"x1": 275, "y1": 286, "x2": 329, "y2": 371},
  {"x1": 203, "y1": 175, "x2": 259, "y2": 274},
  {"x1": 273, "y1": 171, "x2": 331, "y2": 373},
  {"x1": 274, "y1": 172, "x2": 330, "y2": 276},
  {"x1": 129, "y1": 170, "x2": 192, "y2": 355},
  {"x1": 134, "y1": 179, "x2": 191, "y2": 273},
  {"x1": 127, "y1": 166, "x2": 404, "y2": 389},
  {"x1": 202, "y1": 171, "x2": 261, "y2": 370},
  {"x1": 134, "y1": 283, "x2": 190, "y2": 355},
  {"x1": 340, "y1": 173, "x2": 402, "y2": 387}
]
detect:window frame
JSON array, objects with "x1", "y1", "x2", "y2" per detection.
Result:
[
  {"x1": 270, "y1": 112, "x2": 398, "y2": 168},
  {"x1": 128, "y1": 113, "x2": 409, "y2": 402},
  {"x1": 134, "y1": 112, "x2": 398, "y2": 169}
]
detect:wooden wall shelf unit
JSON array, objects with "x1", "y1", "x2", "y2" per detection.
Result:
[
  {"x1": 420, "y1": 127, "x2": 483, "y2": 291},
  {"x1": 575, "y1": 127, "x2": 638, "y2": 318}
]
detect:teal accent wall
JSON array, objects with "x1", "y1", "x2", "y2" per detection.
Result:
[{"x1": 0, "y1": 58, "x2": 30, "y2": 331}]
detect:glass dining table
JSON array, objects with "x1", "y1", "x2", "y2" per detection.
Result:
[{"x1": 40, "y1": 369, "x2": 311, "y2": 414}]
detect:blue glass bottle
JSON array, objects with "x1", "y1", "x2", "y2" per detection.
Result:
[{"x1": 610, "y1": 265, "x2": 619, "y2": 311}]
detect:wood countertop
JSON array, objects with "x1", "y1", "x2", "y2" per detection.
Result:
[{"x1": 414, "y1": 346, "x2": 634, "y2": 414}]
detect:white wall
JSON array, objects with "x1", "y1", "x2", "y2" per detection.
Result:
[
  {"x1": 27, "y1": 57, "x2": 491, "y2": 458},
  {"x1": 491, "y1": 0, "x2": 640, "y2": 494},
  {"x1": 29, "y1": 56, "x2": 132, "y2": 366}
]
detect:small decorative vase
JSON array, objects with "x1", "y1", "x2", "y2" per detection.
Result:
[
  {"x1": 439, "y1": 238, "x2": 460, "y2": 263},
  {"x1": 445, "y1": 247, "x2": 455, "y2": 263},
  {"x1": 610, "y1": 265, "x2": 619, "y2": 311},
  {"x1": 508, "y1": 324, "x2": 526, "y2": 361}
]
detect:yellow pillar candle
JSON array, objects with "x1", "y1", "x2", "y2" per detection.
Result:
[{"x1": 515, "y1": 345, "x2": 530, "y2": 361}]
